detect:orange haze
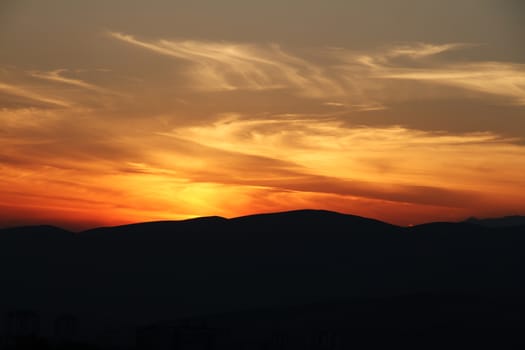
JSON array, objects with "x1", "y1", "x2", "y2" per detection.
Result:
[{"x1": 1, "y1": 4, "x2": 525, "y2": 230}]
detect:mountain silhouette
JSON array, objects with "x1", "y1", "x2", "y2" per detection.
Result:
[
  {"x1": 1, "y1": 209, "x2": 525, "y2": 348},
  {"x1": 464, "y1": 215, "x2": 525, "y2": 228}
]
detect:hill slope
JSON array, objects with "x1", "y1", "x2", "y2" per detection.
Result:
[{"x1": 1, "y1": 210, "x2": 524, "y2": 346}]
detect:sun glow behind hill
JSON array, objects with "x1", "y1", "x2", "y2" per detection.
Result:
[
  {"x1": 1, "y1": 112, "x2": 524, "y2": 230},
  {"x1": 0, "y1": 1, "x2": 524, "y2": 230}
]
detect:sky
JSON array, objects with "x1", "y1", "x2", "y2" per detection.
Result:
[{"x1": 0, "y1": 0, "x2": 524, "y2": 230}]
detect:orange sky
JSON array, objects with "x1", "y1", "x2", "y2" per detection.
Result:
[{"x1": 1, "y1": 1, "x2": 524, "y2": 230}]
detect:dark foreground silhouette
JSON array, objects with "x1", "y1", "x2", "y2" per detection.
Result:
[{"x1": 1, "y1": 210, "x2": 524, "y2": 349}]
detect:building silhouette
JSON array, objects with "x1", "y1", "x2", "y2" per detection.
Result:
[
  {"x1": 3, "y1": 310, "x2": 40, "y2": 349},
  {"x1": 136, "y1": 319, "x2": 221, "y2": 350},
  {"x1": 53, "y1": 313, "x2": 78, "y2": 346}
]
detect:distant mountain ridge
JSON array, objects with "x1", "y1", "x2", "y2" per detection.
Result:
[
  {"x1": 2, "y1": 209, "x2": 523, "y2": 233},
  {"x1": 464, "y1": 215, "x2": 525, "y2": 228},
  {"x1": 1, "y1": 209, "x2": 524, "y2": 347},
  {"x1": 78, "y1": 209, "x2": 387, "y2": 230}
]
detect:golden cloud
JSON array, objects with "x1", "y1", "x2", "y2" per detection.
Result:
[
  {"x1": 1, "y1": 38, "x2": 524, "y2": 229},
  {"x1": 109, "y1": 31, "x2": 344, "y2": 97},
  {"x1": 109, "y1": 33, "x2": 525, "y2": 106}
]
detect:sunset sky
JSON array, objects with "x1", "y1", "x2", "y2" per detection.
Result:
[{"x1": 1, "y1": 0, "x2": 524, "y2": 230}]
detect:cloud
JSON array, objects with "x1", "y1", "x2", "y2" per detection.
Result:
[
  {"x1": 348, "y1": 43, "x2": 525, "y2": 105},
  {"x1": 109, "y1": 31, "x2": 343, "y2": 97},
  {"x1": 386, "y1": 43, "x2": 469, "y2": 59},
  {"x1": 323, "y1": 101, "x2": 345, "y2": 107},
  {"x1": 1, "y1": 104, "x2": 524, "y2": 229},
  {"x1": 163, "y1": 115, "x2": 525, "y2": 207},
  {"x1": 0, "y1": 82, "x2": 71, "y2": 107},
  {"x1": 109, "y1": 33, "x2": 525, "y2": 106},
  {"x1": 378, "y1": 62, "x2": 525, "y2": 105},
  {"x1": 1, "y1": 38, "x2": 524, "y2": 229},
  {"x1": 352, "y1": 42, "x2": 469, "y2": 67},
  {"x1": 30, "y1": 69, "x2": 119, "y2": 95}
]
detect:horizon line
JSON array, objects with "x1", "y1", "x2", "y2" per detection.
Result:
[{"x1": 1, "y1": 208, "x2": 523, "y2": 233}]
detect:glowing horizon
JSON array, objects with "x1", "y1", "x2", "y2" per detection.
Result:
[{"x1": 1, "y1": 1, "x2": 524, "y2": 230}]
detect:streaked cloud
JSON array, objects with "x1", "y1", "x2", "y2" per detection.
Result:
[
  {"x1": 1, "y1": 22, "x2": 524, "y2": 229},
  {"x1": 0, "y1": 82, "x2": 71, "y2": 108},
  {"x1": 378, "y1": 62, "x2": 525, "y2": 105},
  {"x1": 2, "y1": 104, "x2": 524, "y2": 229},
  {"x1": 386, "y1": 43, "x2": 469, "y2": 59},
  {"x1": 156, "y1": 115, "x2": 525, "y2": 213},
  {"x1": 109, "y1": 33, "x2": 525, "y2": 106},
  {"x1": 109, "y1": 31, "x2": 343, "y2": 97},
  {"x1": 323, "y1": 101, "x2": 345, "y2": 107},
  {"x1": 30, "y1": 69, "x2": 119, "y2": 95},
  {"x1": 350, "y1": 43, "x2": 525, "y2": 105}
]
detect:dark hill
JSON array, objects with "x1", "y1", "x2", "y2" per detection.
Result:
[
  {"x1": 1, "y1": 210, "x2": 524, "y2": 348},
  {"x1": 230, "y1": 209, "x2": 394, "y2": 231},
  {"x1": 0, "y1": 224, "x2": 73, "y2": 239},
  {"x1": 464, "y1": 215, "x2": 525, "y2": 228},
  {"x1": 80, "y1": 215, "x2": 229, "y2": 239}
]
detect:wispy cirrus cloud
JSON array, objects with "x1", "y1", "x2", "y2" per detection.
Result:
[
  {"x1": 164, "y1": 115, "x2": 525, "y2": 201},
  {"x1": 378, "y1": 62, "x2": 525, "y2": 105},
  {"x1": 109, "y1": 33, "x2": 525, "y2": 106},
  {"x1": 2, "y1": 105, "x2": 524, "y2": 229},
  {"x1": 109, "y1": 31, "x2": 343, "y2": 97},
  {"x1": 2, "y1": 37, "x2": 524, "y2": 229},
  {"x1": 30, "y1": 69, "x2": 119, "y2": 95},
  {"x1": 0, "y1": 82, "x2": 71, "y2": 108},
  {"x1": 349, "y1": 43, "x2": 525, "y2": 105},
  {"x1": 386, "y1": 42, "x2": 469, "y2": 59}
]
